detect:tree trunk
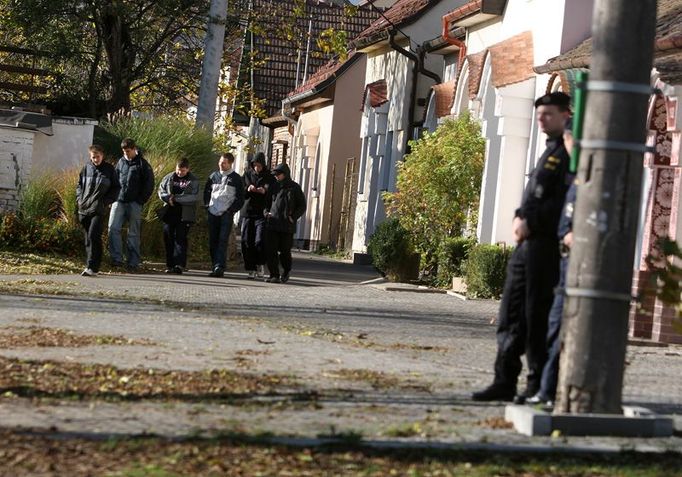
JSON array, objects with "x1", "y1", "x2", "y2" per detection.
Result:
[
  {"x1": 101, "y1": 1, "x2": 136, "y2": 114},
  {"x1": 196, "y1": 0, "x2": 228, "y2": 130},
  {"x1": 556, "y1": 0, "x2": 657, "y2": 414}
]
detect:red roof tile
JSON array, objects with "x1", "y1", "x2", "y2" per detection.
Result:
[
  {"x1": 535, "y1": 0, "x2": 682, "y2": 74},
  {"x1": 287, "y1": 52, "x2": 359, "y2": 98},
  {"x1": 353, "y1": 0, "x2": 440, "y2": 47},
  {"x1": 431, "y1": 80, "x2": 457, "y2": 117},
  {"x1": 361, "y1": 79, "x2": 388, "y2": 109}
]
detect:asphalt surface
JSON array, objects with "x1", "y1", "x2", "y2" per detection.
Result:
[{"x1": 0, "y1": 252, "x2": 681, "y2": 452}]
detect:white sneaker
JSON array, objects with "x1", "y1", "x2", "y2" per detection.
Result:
[
  {"x1": 81, "y1": 268, "x2": 97, "y2": 277},
  {"x1": 256, "y1": 265, "x2": 265, "y2": 278},
  {"x1": 247, "y1": 270, "x2": 256, "y2": 279}
]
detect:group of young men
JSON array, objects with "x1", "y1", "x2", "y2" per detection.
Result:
[
  {"x1": 75, "y1": 139, "x2": 307, "y2": 283},
  {"x1": 77, "y1": 91, "x2": 576, "y2": 405}
]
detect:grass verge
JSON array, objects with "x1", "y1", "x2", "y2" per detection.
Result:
[{"x1": 0, "y1": 429, "x2": 680, "y2": 476}]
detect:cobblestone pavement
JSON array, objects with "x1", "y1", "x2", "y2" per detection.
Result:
[{"x1": 0, "y1": 252, "x2": 681, "y2": 452}]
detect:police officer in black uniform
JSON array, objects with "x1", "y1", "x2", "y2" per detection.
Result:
[{"x1": 472, "y1": 92, "x2": 572, "y2": 402}]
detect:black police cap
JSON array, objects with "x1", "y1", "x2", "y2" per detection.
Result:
[{"x1": 534, "y1": 92, "x2": 571, "y2": 108}]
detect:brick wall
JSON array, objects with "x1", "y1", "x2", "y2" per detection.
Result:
[
  {"x1": 0, "y1": 128, "x2": 34, "y2": 213},
  {"x1": 489, "y1": 31, "x2": 535, "y2": 89},
  {"x1": 271, "y1": 126, "x2": 291, "y2": 169}
]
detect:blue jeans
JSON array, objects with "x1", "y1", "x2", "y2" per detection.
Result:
[
  {"x1": 539, "y1": 256, "x2": 569, "y2": 400},
  {"x1": 208, "y1": 211, "x2": 233, "y2": 270},
  {"x1": 108, "y1": 201, "x2": 143, "y2": 267}
]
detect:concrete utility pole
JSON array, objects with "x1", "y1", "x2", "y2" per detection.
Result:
[
  {"x1": 556, "y1": 0, "x2": 657, "y2": 414},
  {"x1": 196, "y1": 0, "x2": 228, "y2": 131}
]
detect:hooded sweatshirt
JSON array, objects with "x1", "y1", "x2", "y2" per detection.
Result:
[
  {"x1": 241, "y1": 155, "x2": 274, "y2": 217},
  {"x1": 266, "y1": 164, "x2": 306, "y2": 233}
]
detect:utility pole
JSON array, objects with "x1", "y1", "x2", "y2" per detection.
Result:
[
  {"x1": 556, "y1": 0, "x2": 657, "y2": 414},
  {"x1": 196, "y1": 0, "x2": 228, "y2": 131}
]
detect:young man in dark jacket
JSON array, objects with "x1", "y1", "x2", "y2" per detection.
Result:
[
  {"x1": 76, "y1": 144, "x2": 120, "y2": 277},
  {"x1": 107, "y1": 137, "x2": 155, "y2": 270},
  {"x1": 157, "y1": 158, "x2": 200, "y2": 274},
  {"x1": 204, "y1": 152, "x2": 244, "y2": 277},
  {"x1": 264, "y1": 163, "x2": 306, "y2": 283},
  {"x1": 241, "y1": 152, "x2": 274, "y2": 279}
]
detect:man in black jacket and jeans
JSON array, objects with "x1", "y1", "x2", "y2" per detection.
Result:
[
  {"x1": 472, "y1": 92, "x2": 572, "y2": 403},
  {"x1": 108, "y1": 138, "x2": 155, "y2": 270},
  {"x1": 76, "y1": 145, "x2": 120, "y2": 277},
  {"x1": 265, "y1": 163, "x2": 306, "y2": 283}
]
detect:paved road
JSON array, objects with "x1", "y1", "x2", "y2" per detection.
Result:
[{"x1": 0, "y1": 252, "x2": 681, "y2": 451}]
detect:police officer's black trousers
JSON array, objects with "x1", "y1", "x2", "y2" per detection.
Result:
[{"x1": 493, "y1": 237, "x2": 560, "y2": 394}]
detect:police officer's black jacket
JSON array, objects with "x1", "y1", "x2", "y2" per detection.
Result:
[
  {"x1": 115, "y1": 153, "x2": 155, "y2": 205},
  {"x1": 76, "y1": 160, "x2": 120, "y2": 217},
  {"x1": 266, "y1": 165, "x2": 306, "y2": 233},
  {"x1": 515, "y1": 136, "x2": 571, "y2": 239}
]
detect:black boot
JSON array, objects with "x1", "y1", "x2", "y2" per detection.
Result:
[{"x1": 471, "y1": 383, "x2": 516, "y2": 402}]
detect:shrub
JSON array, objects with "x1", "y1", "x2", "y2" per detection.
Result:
[
  {"x1": 367, "y1": 218, "x2": 416, "y2": 281},
  {"x1": 385, "y1": 113, "x2": 485, "y2": 274},
  {"x1": 0, "y1": 213, "x2": 81, "y2": 256},
  {"x1": 437, "y1": 236, "x2": 477, "y2": 284},
  {"x1": 464, "y1": 243, "x2": 513, "y2": 299},
  {"x1": 18, "y1": 174, "x2": 59, "y2": 221}
]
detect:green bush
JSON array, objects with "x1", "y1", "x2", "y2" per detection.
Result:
[
  {"x1": 384, "y1": 113, "x2": 485, "y2": 274},
  {"x1": 18, "y1": 174, "x2": 59, "y2": 221},
  {"x1": 437, "y1": 236, "x2": 477, "y2": 284},
  {"x1": 0, "y1": 212, "x2": 81, "y2": 256},
  {"x1": 464, "y1": 243, "x2": 513, "y2": 299},
  {"x1": 367, "y1": 217, "x2": 416, "y2": 280}
]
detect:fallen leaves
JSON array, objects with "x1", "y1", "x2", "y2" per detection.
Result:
[
  {"x1": 0, "y1": 357, "x2": 294, "y2": 402},
  {"x1": 322, "y1": 369, "x2": 431, "y2": 392},
  {"x1": 0, "y1": 326, "x2": 155, "y2": 348}
]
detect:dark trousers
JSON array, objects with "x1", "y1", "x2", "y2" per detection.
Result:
[
  {"x1": 493, "y1": 237, "x2": 560, "y2": 394},
  {"x1": 539, "y1": 256, "x2": 569, "y2": 400},
  {"x1": 241, "y1": 216, "x2": 267, "y2": 270},
  {"x1": 79, "y1": 214, "x2": 104, "y2": 272},
  {"x1": 266, "y1": 230, "x2": 294, "y2": 278},
  {"x1": 207, "y1": 211, "x2": 233, "y2": 270},
  {"x1": 163, "y1": 216, "x2": 191, "y2": 268}
]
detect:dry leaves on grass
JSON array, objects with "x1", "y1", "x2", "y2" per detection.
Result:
[
  {"x1": 285, "y1": 325, "x2": 448, "y2": 353},
  {"x1": 0, "y1": 279, "x2": 80, "y2": 296},
  {"x1": 323, "y1": 369, "x2": 431, "y2": 392},
  {"x1": 0, "y1": 356, "x2": 293, "y2": 401},
  {"x1": 478, "y1": 416, "x2": 514, "y2": 430},
  {"x1": 1, "y1": 429, "x2": 675, "y2": 477},
  {"x1": 0, "y1": 326, "x2": 155, "y2": 348},
  {"x1": 0, "y1": 252, "x2": 82, "y2": 275}
]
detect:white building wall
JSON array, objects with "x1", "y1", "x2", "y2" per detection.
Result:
[
  {"x1": 456, "y1": 0, "x2": 594, "y2": 245},
  {"x1": 32, "y1": 118, "x2": 97, "y2": 172},
  {"x1": 0, "y1": 128, "x2": 35, "y2": 213}
]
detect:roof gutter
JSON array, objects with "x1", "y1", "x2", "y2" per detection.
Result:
[{"x1": 442, "y1": 9, "x2": 468, "y2": 68}]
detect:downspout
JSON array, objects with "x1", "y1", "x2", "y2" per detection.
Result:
[
  {"x1": 388, "y1": 29, "x2": 419, "y2": 141},
  {"x1": 442, "y1": 11, "x2": 467, "y2": 68}
]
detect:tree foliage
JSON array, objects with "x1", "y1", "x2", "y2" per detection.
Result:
[
  {"x1": 0, "y1": 0, "x2": 211, "y2": 117},
  {"x1": 385, "y1": 114, "x2": 486, "y2": 271}
]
